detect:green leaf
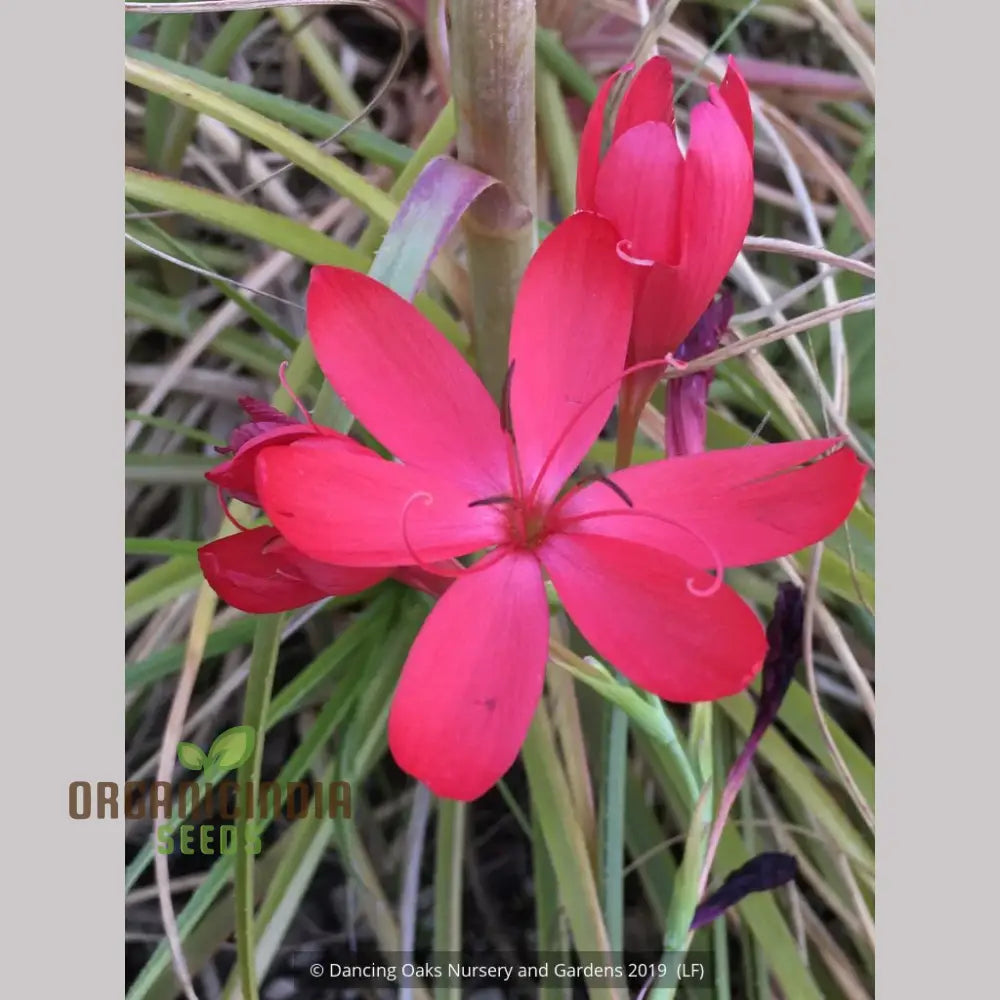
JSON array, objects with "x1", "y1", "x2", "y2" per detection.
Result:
[
  {"x1": 176, "y1": 742, "x2": 207, "y2": 771},
  {"x1": 206, "y1": 725, "x2": 256, "y2": 770},
  {"x1": 125, "y1": 14, "x2": 162, "y2": 41},
  {"x1": 124, "y1": 57, "x2": 398, "y2": 225},
  {"x1": 126, "y1": 46, "x2": 412, "y2": 170}
]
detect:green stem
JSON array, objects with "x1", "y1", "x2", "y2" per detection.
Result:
[
  {"x1": 599, "y1": 704, "x2": 628, "y2": 955},
  {"x1": 712, "y1": 711, "x2": 733, "y2": 1000},
  {"x1": 433, "y1": 800, "x2": 466, "y2": 1000},
  {"x1": 450, "y1": 0, "x2": 538, "y2": 401},
  {"x1": 233, "y1": 613, "x2": 284, "y2": 1000}
]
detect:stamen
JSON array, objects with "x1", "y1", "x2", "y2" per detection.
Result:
[
  {"x1": 497, "y1": 359, "x2": 529, "y2": 523},
  {"x1": 562, "y1": 470, "x2": 635, "y2": 509},
  {"x1": 559, "y1": 506, "x2": 725, "y2": 597},
  {"x1": 663, "y1": 352, "x2": 689, "y2": 371},
  {"x1": 592, "y1": 473, "x2": 634, "y2": 508},
  {"x1": 616, "y1": 239, "x2": 656, "y2": 267},
  {"x1": 401, "y1": 492, "x2": 510, "y2": 580},
  {"x1": 500, "y1": 360, "x2": 516, "y2": 438},
  {"x1": 278, "y1": 361, "x2": 315, "y2": 426},
  {"x1": 468, "y1": 494, "x2": 516, "y2": 508},
  {"x1": 526, "y1": 356, "x2": 673, "y2": 505},
  {"x1": 216, "y1": 486, "x2": 253, "y2": 533}
]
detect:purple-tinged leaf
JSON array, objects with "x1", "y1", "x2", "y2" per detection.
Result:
[
  {"x1": 691, "y1": 852, "x2": 798, "y2": 930},
  {"x1": 699, "y1": 584, "x2": 805, "y2": 890},
  {"x1": 371, "y1": 155, "x2": 519, "y2": 303}
]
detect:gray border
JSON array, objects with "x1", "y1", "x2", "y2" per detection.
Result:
[
  {"x1": 2, "y1": 0, "x2": 122, "y2": 995},
  {"x1": 880, "y1": 0, "x2": 999, "y2": 995},
  {"x1": 12, "y1": 0, "x2": 991, "y2": 996}
]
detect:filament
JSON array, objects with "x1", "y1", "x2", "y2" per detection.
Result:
[
  {"x1": 400, "y1": 492, "x2": 509, "y2": 580},
  {"x1": 526, "y1": 356, "x2": 673, "y2": 505},
  {"x1": 278, "y1": 361, "x2": 315, "y2": 426},
  {"x1": 615, "y1": 239, "x2": 656, "y2": 267},
  {"x1": 499, "y1": 360, "x2": 516, "y2": 438},
  {"x1": 468, "y1": 494, "x2": 516, "y2": 509},
  {"x1": 558, "y1": 506, "x2": 725, "y2": 597},
  {"x1": 216, "y1": 486, "x2": 253, "y2": 533}
]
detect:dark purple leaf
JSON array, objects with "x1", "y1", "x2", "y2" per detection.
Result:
[{"x1": 691, "y1": 852, "x2": 798, "y2": 930}]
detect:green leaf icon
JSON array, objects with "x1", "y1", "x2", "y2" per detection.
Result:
[
  {"x1": 206, "y1": 725, "x2": 256, "y2": 771},
  {"x1": 177, "y1": 742, "x2": 207, "y2": 771}
]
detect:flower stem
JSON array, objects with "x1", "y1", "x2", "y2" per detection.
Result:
[
  {"x1": 450, "y1": 0, "x2": 538, "y2": 401},
  {"x1": 432, "y1": 799, "x2": 465, "y2": 1000},
  {"x1": 613, "y1": 412, "x2": 638, "y2": 470}
]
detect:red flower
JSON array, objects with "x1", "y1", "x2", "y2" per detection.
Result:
[
  {"x1": 252, "y1": 213, "x2": 865, "y2": 801},
  {"x1": 206, "y1": 395, "x2": 366, "y2": 507},
  {"x1": 577, "y1": 55, "x2": 754, "y2": 414}
]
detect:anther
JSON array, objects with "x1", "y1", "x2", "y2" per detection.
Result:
[
  {"x1": 468, "y1": 494, "x2": 516, "y2": 509},
  {"x1": 593, "y1": 472, "x2": 634, "y2": 508},
  {"x1": 568, "y1": 470, "x2": 635, "y2": 509},
  {"x1": 500, "y1": 360, "x2": 516, "y2": 438}
]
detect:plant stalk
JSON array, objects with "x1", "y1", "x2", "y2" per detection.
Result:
[{"x1": 450, "y1": 0, "x2": 538, "y2": 401}]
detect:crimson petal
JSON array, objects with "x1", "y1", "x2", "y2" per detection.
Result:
[
  {"x1": 306, "y1": 266, "x2": 509, "y2": 495},
  {"x1": 508, "y1": 212, "x2": 636, "y2": 502},
  {"x1": 256, "y1": 438, "x2": 504, "y2": 568},
  {"x1": 594, "y1": 121, "x2": 685, "y2": 264},
  {"x1": 717, "y1": 56, "x2": 754, "y2": 153},
  {"x1": 207, "y1": 423, "x2": 361, "y2": 506},
  {"x1": 612, "y1": 55, "x2": 676, "y2": 139},
  {"x1": 576, "y1": 71, "x2": 620, "y2": 211},
  {"x1": 541, "y1": 533, "x2": 766, "y2": 702},
  {"x1": 197, "y1": 527, "x2": 387, "y2": 614},
  {"x1": 388, "y1": 553, "x2": 549, "y2": 800},
  {"x1": 558, "y1": 440, "x2": 866, "y2": 569},
  {"x1": 630, "y1": 84, "x2": 753, "y2": 356}
]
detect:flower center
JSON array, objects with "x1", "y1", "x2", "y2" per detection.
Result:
[{"x1": 509, "y1": 500, "x2": 550, "y2": 549}]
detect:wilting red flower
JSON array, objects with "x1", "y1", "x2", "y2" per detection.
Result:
[
  {"x1": 666, "y1": 292, "x2": 733, "y2": 458},
  {"x1": 198, "y1": 525, "x2": 389, "y2": 614},
  {"x1": 199, "y1": 397, "x2": 391, "y2": 612},
  {"x1": 251, "y1": 213, "x2": 865, "y2": 801},
  {"x1": 577, "y1": 55, "x2": 754, "y2": 419}
]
